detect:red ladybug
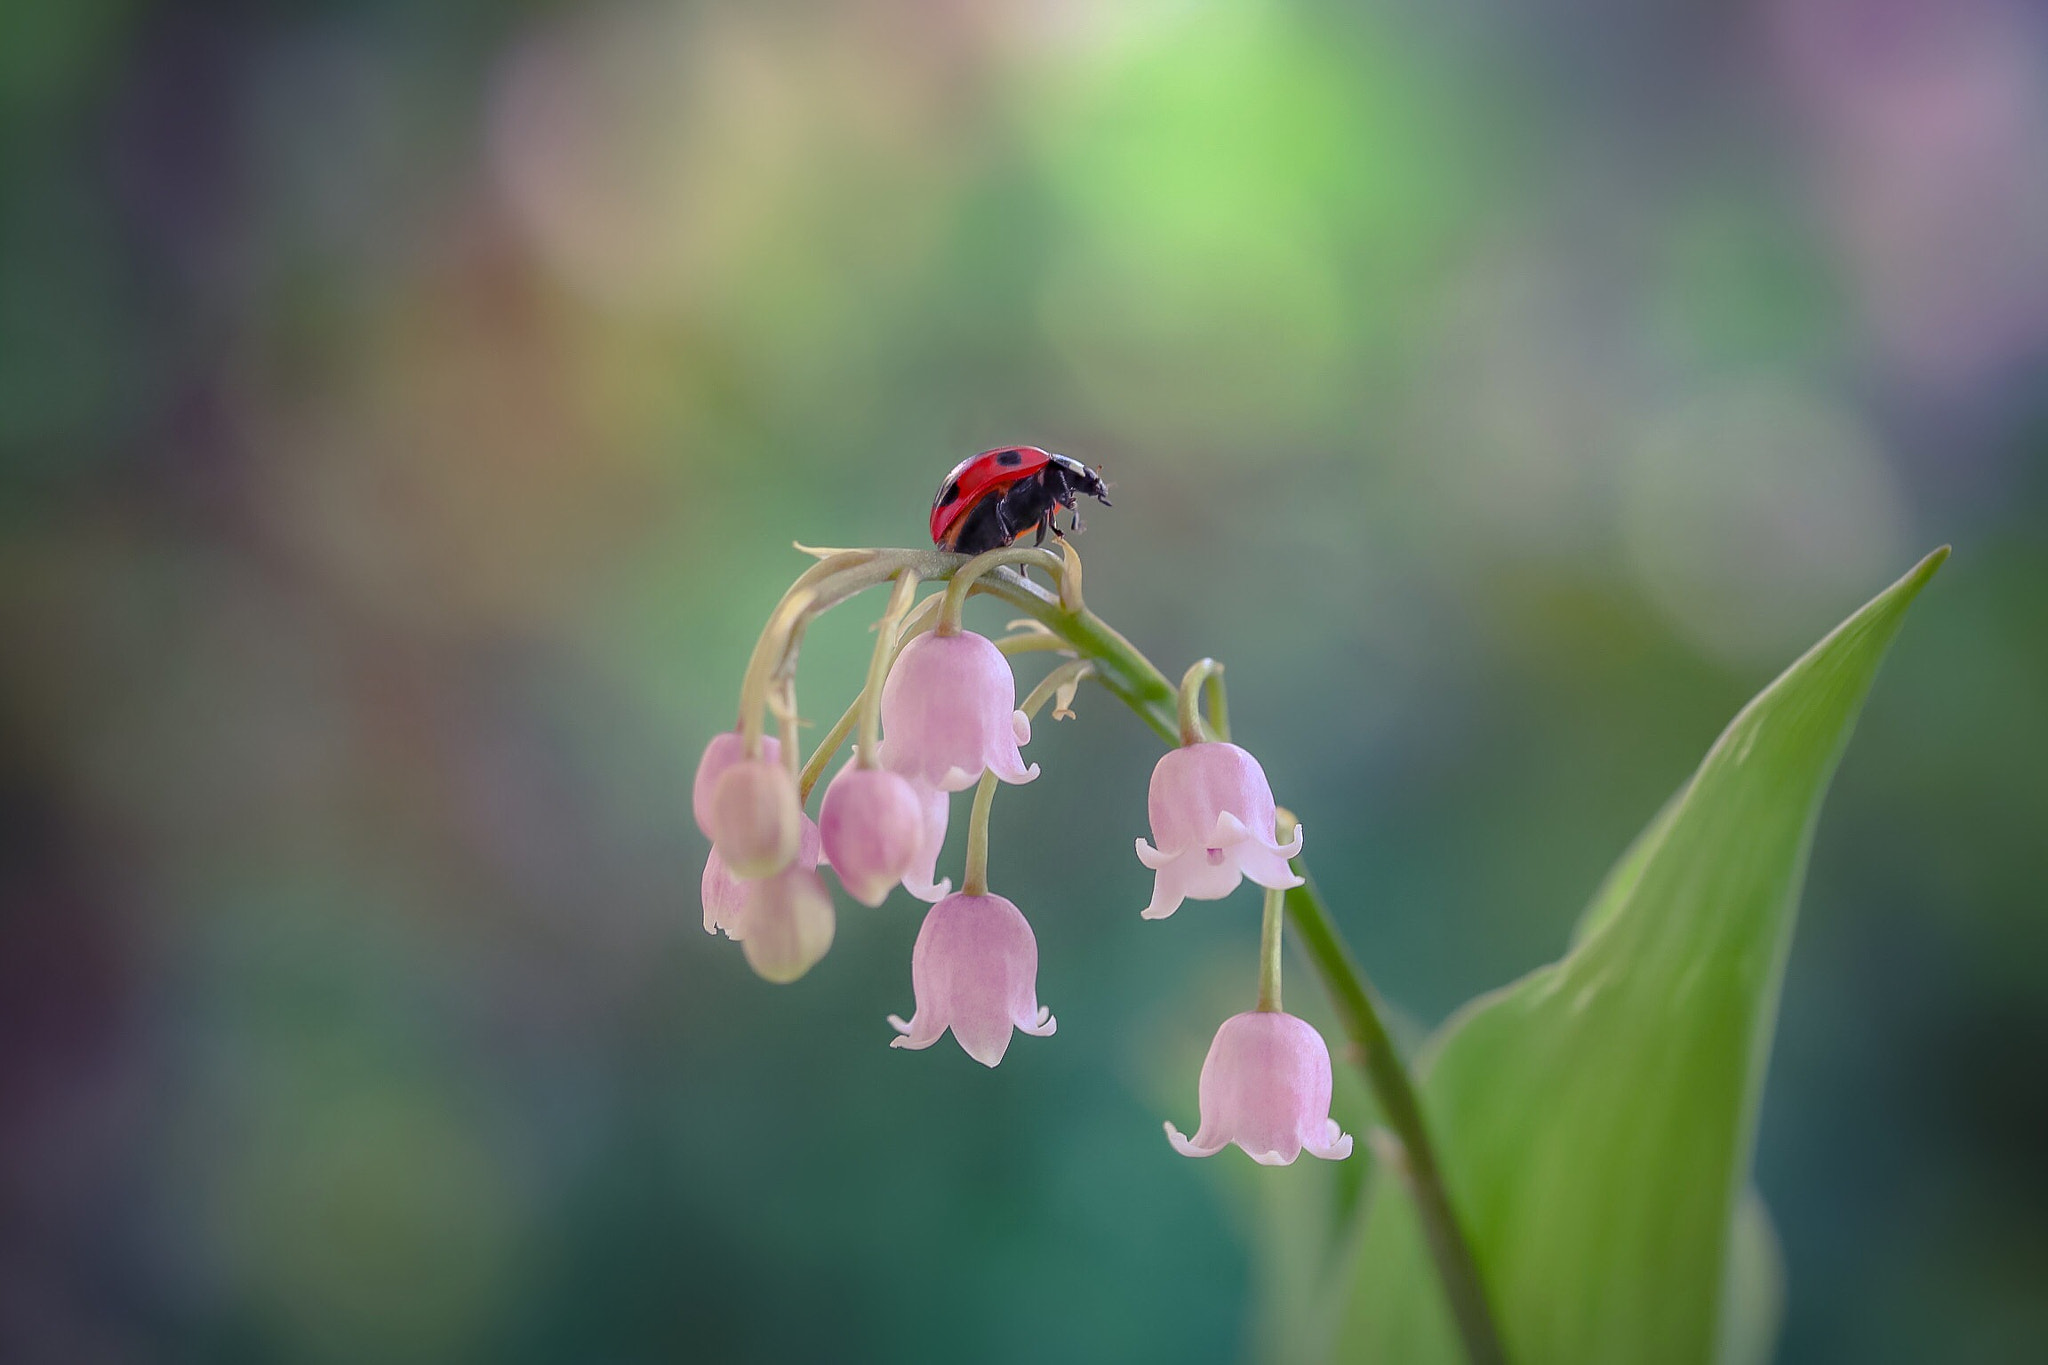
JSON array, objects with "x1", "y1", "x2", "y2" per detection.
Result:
[{"x1": 929, "y1": 447, "x2": 1113, "y2": 555}]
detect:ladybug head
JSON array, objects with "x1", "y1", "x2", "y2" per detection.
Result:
[{"x1": 1048, "y1": 452, "x2": 1113, "y2": 508}]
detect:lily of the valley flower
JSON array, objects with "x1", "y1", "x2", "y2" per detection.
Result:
[
  {"x1": 693, "y1": 730, "x2": 778, "y2": 838},
  {"x1": 741, "y1": 862, "x2": 836, "y2": 984},
  {"x1": 1166, "y1": 1010, "x2": 1353, "y2": 1165},
  {"x1": 879, "y1": 631, "x2": 1038, "y2": 791},
  {"x1": 888, "y1": 891, "x2": 1056, "y2": 1066},
  {"x1": 819, "y1": 763, "x2": 927, "y2": 907},
  {"x1": 703, "y1": 815, "x2": 822, "y2": 939},
  {"x1": 1135, "y1": 741, "x2": 1303, "y2": 920},
  {"x1": 707, "y1": 757, "x2": 802, "y2": 878}
]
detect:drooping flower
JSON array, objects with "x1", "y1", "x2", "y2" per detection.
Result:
[
  {"x1": 703, "y1": 815, "x2": 822, "y2": 939},
  {"x1": 887, "y1": 892, "x2": 1056, "y2": 1066},
  {"x1": 879, "y1": 631, "x2": 1038, "y2": 792},
  {"x1": 741, "y1": 863, "x2": 836, "y2": 983},
  {"x1": 1165, "y1": 1011, "x2": 1353, "y2": 1165},
  {"x1": 1135, "y1": 741, "x2": 1303, "y2": 920},
  {"x1": 899, "y1": 779, "x2": 952, "y2": 903},
  {"x1": 819, "y1": 763, "x2": 926, "y2": 907},
  {"x1": 707, "y1": 757, "x2": 801, "y2": 878},
  {"x1": 693, "y1": 729, "x2": 779, "y2": 839}
]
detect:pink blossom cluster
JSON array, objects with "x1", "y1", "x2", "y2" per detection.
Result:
[
  {"x1": 697, "y1": 629, "x2": 1052, "y2": 1062},
  {"x1": 698, "y1": 613, "x2": 1350, "y2": 1163}
]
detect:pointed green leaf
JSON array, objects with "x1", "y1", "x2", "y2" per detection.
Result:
[{"x1": 1338, "y1": 548, "x2": 1947, "y2": 1363}]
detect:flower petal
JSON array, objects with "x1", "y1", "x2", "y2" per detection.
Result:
[
  {"x1": 1165, "y1": 1121, "x2": 1224, "y2": 1158},
  {"x1": 1235, "y1": 841, "x2": 1306, "y2": 892},
  {"x1": 1017, "y1": 1005, "x2": 1057, "y2": 1038},
  {"x1": 1302, "y1": 1119, "x2": 1355, "y2": 1162}
]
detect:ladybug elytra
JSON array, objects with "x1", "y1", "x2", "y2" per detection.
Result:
[{"x1": 930, "y1": 447, "x2": 1113, "y2": 555}]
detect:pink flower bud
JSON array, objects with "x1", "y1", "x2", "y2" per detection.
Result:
[
  {"x1": 703, "y1": 815, "x2": 821, "y2": 939},
  {"x1": 887, "y1": 892, "x2": 1056, "y2": 1067},
  {"x1": 693, "y1": 730, "x2": 779, "y2": 839},
  {"x1": 708, "y1": 758, "x2": 801, "y2": 878},
  {"x1": 899, "y1": 779, "x2": 953, "y2": 904},
  {"x1": 1165, "y1": 1011, "x2": 1353, "y2": 1165},
  {"x1": 820, "y1": 764, "x2": 927, "y2": 907},
  {"x1": 1134, "y1": 741, "x2": 1303, "y2": 920},
  {"x1": 879, "y1": 631, "x2": 1039, "y2": 792},
  {"x1": 741, "y1": 864, "x2": 836, "y2": 983}
]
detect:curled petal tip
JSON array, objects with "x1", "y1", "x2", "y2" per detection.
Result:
[
  {"x1": 1165, "y1": 1122, "x2": 1216, "y2": 1158},
  {"x1": 905, "y1": 875, "x2": 952, "y2": 904},
  {"x1": 1305, "y1": 1130, "x2": 1355, "y2": 1162},
  {"x1": 1133, "y1": 837, "x2": 1170, "y2": 870},
  {"x1": 990, "y1": 756, "x2": 1040, "y2": 785},
  {"x1": 886, "y1": 1014, "x2": 912, "y2": 1035},
  {"x1": 1209, "y1": 808, "x2": 1256, "y2": 848},
  {"x1": 1248, "y1": 1148, "x2": 1295, "y2": 1167},
  {"x1": 1020, "y1": 1007, "x2": 1057, "y2": 1038}
]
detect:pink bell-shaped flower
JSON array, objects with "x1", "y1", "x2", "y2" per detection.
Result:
[
  {"x1": 820, "y1": 763, "x2": 926, "y2": 907},
  {"x1": 741, "y1": 863, "x2": 836, "y2": 984},
  {"x1": 887, "y1": 892, "x2": 1056, "y2": 1066},
  {"x1": 693, "y1": 729, "x2": 779, "y2": 839},
  {"x1": 708, "y1": 757, "x2": 801, "y2": 878},
  {"x1": 1135, "y1": 741, "x2": 1303, "y2": 920},
  {"x1": 703, "y1": 815, "x2": 822, "y2": 939},
  {"x1": 879, "y1": 631, "x2": 1038, "y2": 792},
  {"x1": 899, "y1": 777, "x2": 952, "y2": 903},
  {"x1": 1165, "y1": 1011, "x2": 1354, "y2": 1165}
]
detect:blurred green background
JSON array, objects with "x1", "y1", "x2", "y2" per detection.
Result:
[{"x1": 2, "y1": 1, "x2": 2044, "y2": 1361}]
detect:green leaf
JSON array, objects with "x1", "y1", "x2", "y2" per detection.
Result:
[{"x1": 1337, "y1": 548, "x2": 1947, "y2": 1364}]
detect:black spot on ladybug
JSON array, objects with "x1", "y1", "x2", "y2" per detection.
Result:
[
  {"x1": 938, "y1": 481, "x2": 960, "y2": 506},
  {"x1": 996, "y1": 449, "x2": 1023, "y2": 467}
]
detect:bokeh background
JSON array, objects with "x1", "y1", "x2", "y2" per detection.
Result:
[{"x1": 3, "y1": 0, "x2": 2045, "y2": 1361}]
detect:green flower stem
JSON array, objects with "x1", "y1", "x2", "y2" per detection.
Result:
[
  {"x1": 797, "y1": 701, "x2": 859, "y2": 804},
  {"x1": 1283, "y1": 868, "x2": 1509, "y2": 1365},
  {"x1": 743, "y1": 547, "x2": 1507, "y2": 1365},
  {"x1": 857, "y1": 571, "x2": 922, "y2": 766},
  {"x1": 773, "y1": 680, "x2": 801, "y2": 782},
  {"x1": 1256, "y1": 884, "x2": 1284, "y2": 1013},
  {"x1": 961, "y1": 772, "x2": 1000, "y2": 897},
  {"x1": 939, "y1": 545, "x2": 1068, "y2": 635},
  {"x1": 1177, "y1": 658, "x2": 1227, "y2": 746}
]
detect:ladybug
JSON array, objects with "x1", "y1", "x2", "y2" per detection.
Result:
[{"x1": 930, "y1": 447, "x2": 1113, "y2": 555}]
